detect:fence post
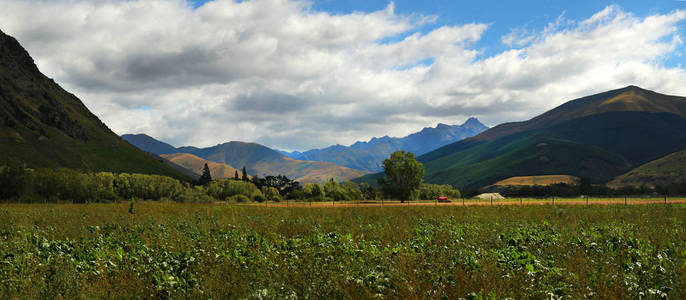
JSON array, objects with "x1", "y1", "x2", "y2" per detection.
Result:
[
  {"x1": 665, "y1": 194, "x2": 667, "y2": 204},
  {"x1": 625, "y1": 195, "x2": 627, "y2": 205},
  {"x1": 586, "y1": 196, "x2": 588, "y2": 206},
  {"x1": 520, "y1": 197, "x2": 522, "y2": 205},
  {"x1": 490, "y1": 196, "x2": 493, "y2": 206}
]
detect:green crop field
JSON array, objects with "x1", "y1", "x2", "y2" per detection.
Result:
[{"x1": 1, "y1": 202, "x2": 685, "y2": 299}]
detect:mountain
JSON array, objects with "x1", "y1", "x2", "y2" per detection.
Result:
[
  {"x1": 160, "y1": 153, "x2": 249, "y2": 180},
  {"x1": 122, "y1": 135, "x2": 367, "y2": 183},
  {"x1": 608, "y1": 150, "x2": 686, "y2": 188},
  {"x1": 287, "y1": 117, "x2": 488, "y2": 172},
  {"x1": 356, "y1": 86, "x2": 686, "y2": 190},
  {"x1": 121, "y1": 133, "x2": 177, "y2": 154},
  {"x1": 0, "y1": 30, "x2": 191, "y2": 180}
]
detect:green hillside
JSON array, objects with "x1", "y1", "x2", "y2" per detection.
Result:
[
  {"x1": 476, "y1": 85, "x2": 686, "y2": 141},
  {"x1": 609, "y1": 150, "x2": 686, "y2": 188},
  {"x1": 356, "y1": 87, "x2": 686, "y2": 190},
  {"x1": 427, "y1": 112, "x2": 686, "y2": 190},
  {"x1": 0, "y1": 30, "x2": 190, "y2": 180}
]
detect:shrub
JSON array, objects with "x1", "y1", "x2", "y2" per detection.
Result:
[
  {"x1": 418, "y1": 183, "x2": 461, "y2": 200},
  {"x1": 251, "y1": 193, "x2": 267, "y2": 203},
  {"x1": 228, "y1": 194, "x2": 250, "y2": 203},
  {"x1": 207, "y1": 179, "x2": 260, "y2": 199},
  {"x1": 261, "y1": 186, "x2": 280, "y2": 201}
]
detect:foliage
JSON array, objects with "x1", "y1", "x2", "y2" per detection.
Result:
[
  {"x1": 227, "y1": 194, "x2": 250, "y2": 203},
  {"x1": 261, "y1": 186, "x2": 280, "y2": 201},
  {"x1": 324, "y1": 179, "x2": 346, "y2": 201},
  {"x1": 1, "y1": 203, "x2": 685, "y2": 298},
  {"x1": 0, "y1": 163, "x2": 27, "y2": 199},
  {"x1": 360, "y1": 182, "x2": 380, "y2": 200},
  {"x1": 417, "y1": 183, "x2": 461, "y2": 200},
  {"x1": 206, "y1": 179, "x2": 260, "y2": 200},
  {"x1": 302, "y1": 183, "x2": 326, "y2": 202},
  {"x1": 379, "y1": 151, "x2": 425, "y2": 201},
  {"x1": 197, "y1": 163, "x2": 212, "y2": 185},
  {"x1": 341, "y1": 181, "x2": 363, "y2": 200},
  {"x1": 251, "y1": 193, "x2": 267, "y2": 203}
]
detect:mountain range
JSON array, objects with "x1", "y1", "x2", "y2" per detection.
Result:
[
  {"x1": 356, "y1": 86, "x2": 686, "y2": 190},
  {"x1": 121, "y1": 134, "x2": 366, "y2": 183},
  {"x1": 0, "y1": 30, "x2": 190, "y2": 180},
  {"x1": 281, "y1": 117, "x2": 488, "y2": 172}
]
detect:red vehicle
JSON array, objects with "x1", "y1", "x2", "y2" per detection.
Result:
[{"x1": 437, "y1": 197, "x2": 450, "y2": 203}]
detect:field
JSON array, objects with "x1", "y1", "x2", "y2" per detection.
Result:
[{"x1": 1, "y1": 202, "x2": 686, "y2": 299}]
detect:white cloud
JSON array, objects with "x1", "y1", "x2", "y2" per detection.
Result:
[{"x1": 1, "y1": 1, "x2": 685, "y2": 150}]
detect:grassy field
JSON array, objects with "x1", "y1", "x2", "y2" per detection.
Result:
[{"x1": 1, "y1": 202, "x2": 685, "y2": 299}]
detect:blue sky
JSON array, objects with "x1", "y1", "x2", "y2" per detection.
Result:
[{"x1": 2, "y1": 0, "x2": 686, "y2": 150}]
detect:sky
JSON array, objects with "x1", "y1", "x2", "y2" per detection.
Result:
[{"x1": 1, "y1": 0, "x2": 685, "y2": 151}]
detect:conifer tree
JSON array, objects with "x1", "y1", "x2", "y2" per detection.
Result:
[
  {"x1": 241, "y1": 166, "x2": 248, "y2": 181},
  {"x1": 234, "y1": 170, "x2": 239, "y2": 180},
  {"x1": 198, "y1": 163, "x2": 212, "y2": 185}
]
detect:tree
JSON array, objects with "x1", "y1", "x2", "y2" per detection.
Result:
[
  {"x1": 234, "y1": 170, "x2": 239, "y2": 180},
  {"x1": 198, "y1": 163, "x2": 212, "y2": 185},
  {"x1": 360, "y1": 182, "x2": 379, "y2": 200},
  {"x1": 324, "y1": 178, "x2": 346, "y2": 201},
  {"x1": 241, "y1": 166, "x2": 248, "y2": 181},
  {"x1": 378, "y1": 151, "x2": 424, "y2": 202}
]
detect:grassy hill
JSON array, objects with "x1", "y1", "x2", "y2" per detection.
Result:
[
  {"x1": 356, "y1": 87, "x2": 686, "y2": 190},
  {"x1": 161, "y1": 153, "x2": 250, "y2": 180},
  {"x1": 608, "y1": 150, "x2": 686, "y2": 188},
  {"x1": 475, "y1": 86, "x2": 686, "y2": 141},
  {"x1": 0, "y1": 30, "x2": 190, "y2": 180}
]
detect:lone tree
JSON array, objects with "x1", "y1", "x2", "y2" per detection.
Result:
[
  {"x1": 234, "y1": 170, "x2": 239, "y2": 180},
  {"x1": 241, "y1": 166, "x2": 248, "y2": 181},
  {"x1": 198, "y1": 163, "x2": 212, "y2": 185},
  {"x1": 378, "y1": 150, "x2": 424, "y2": 202}
]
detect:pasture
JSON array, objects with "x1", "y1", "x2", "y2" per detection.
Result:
[{"x1": 1, "y1": 202, "x2": 685, "y2": 299}]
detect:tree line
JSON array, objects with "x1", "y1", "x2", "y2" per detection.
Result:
[{"x1": 0, "y1": 158, "x2": 461, "y2": 203}]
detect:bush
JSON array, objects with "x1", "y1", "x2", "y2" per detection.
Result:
[
  {"x1": 251, "y1": 193, "x2": 267, "y2": 203},
  {"x1": 227, "y1": 194, "x2": 250, "y2": 203},
  {"x1": 303, "y1": 183, "x2": 325, "y2": 201},
  {"x1": 0, "y1": 164, "x2": 27, "y2": 199},
  {"x1": 418, "y1": 184, "x2": 461, "y2": 200},
  {"x1": 207, "y1": 179, "x2": 260, "y2": 199},
  {"x1": 261, "y1": 186, "x2": 280, "y2": 201}
]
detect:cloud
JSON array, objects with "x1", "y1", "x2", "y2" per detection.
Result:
[{"x1": 1, "y1": 1, "x2": 685, "y2": 150}]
